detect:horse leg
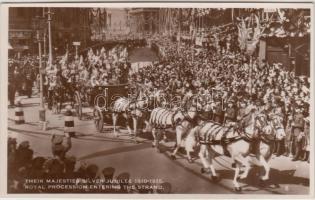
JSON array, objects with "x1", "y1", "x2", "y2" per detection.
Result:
[
  {"x1": 124, "y1": 114, "x2": 133, "y2": 136},
  {"x1": 233, "y1": 162, "x2": 242, "y2": 192},
  {"x1": 199, "y1": 144, "x2": 212, "y2": 173},
  {"x1": 208, "y1": 150, "x2": 219, "y2": 181},
  {"x1": 199, "y1": 145, "x2": 218, "y2": 180},
  {"x1": 235, "y1": 155, "x2": 250, "y2": 179},
  {"x1": 171, "y1": 126, "x2": 183, "y2": 160},
  {"x1": 162, "y1": 131, "x2": 168, "y2": 142},
  {"x1": 143, "y1": 120, "x2": 150, "y2": 132},
  {"x1": 58, "y1": 101, "x2": 61, "y2": 114},
  {"x1": 259, "y1": 155, "x2": 270, "y2": 181},
  {"x1": 126, "y1": 125, "x2": 132, "y2": 135},
  {"x1": 132, "y1": 117, "x2": 138, "y2": 143},
  {"x1": 151, "y1": 127, "x2": 157, "y2": 147},
  {"x1": 112, "y1": 113, "x2": 119, "y2": 137},
  {"x1": 152, "y1": 128, "x2": 161, "y2": 152},
  {"x1": 185, "y1": 127, "x2": 198, "y2": 163}
]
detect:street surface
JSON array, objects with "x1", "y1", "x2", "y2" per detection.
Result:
[{"x1": 7, "y1": 47, "x2": 310, "y2": 194}]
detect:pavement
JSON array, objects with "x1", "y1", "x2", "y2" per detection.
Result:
[{"x1": 6, "y1": 47, "x2": 311, "y2": 194}]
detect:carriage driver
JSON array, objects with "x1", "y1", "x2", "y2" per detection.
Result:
[{"x1": 223, "y1": 99, "x2": 237, "y2": 126}]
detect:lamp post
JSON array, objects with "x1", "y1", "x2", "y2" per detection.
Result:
[
  {"x1": 33, "y1": 15, "x2": 46, "y2": 128},
  {"x1": 37, "y1": 30, "x2": 45, "y2": 121},
  {"x1": 47, "y1": 8, "x2": 53, "y2": 68}
]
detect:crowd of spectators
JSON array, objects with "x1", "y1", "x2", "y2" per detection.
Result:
[
  {"x1": 8, "y1": 136, "x2": 172, "y2": 193},
  {"x1": 134, "y1": 28, "x2": 310, "y2": 162}
]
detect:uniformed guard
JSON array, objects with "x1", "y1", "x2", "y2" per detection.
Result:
[
  {"x1": 291, "y1": 106, "x2": 305, "y2": 161},
  {"x1": 8, "y1": 65, "x2": 16, "y2": 106},
  {"x1": 223, "y1": 99, "x2": 237, "y2": 126},
  {"x1": 237, "y1": 99, "x2": 247, "y2": 122},
  {"x1": 24, "y1": 67, "x2": 34, "y2": 98},
  {"x1": 46, "y1": 76, "x2": 53, "y2": 110},
  {"x1": 302, "y1": 116, "x2": 310, "y2": 162}
]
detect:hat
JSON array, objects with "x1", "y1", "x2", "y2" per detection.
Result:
[
  {"x1": 157, "y1": 182, "x2": 172, "y2": 194},
  {"x1": 86, "y1": 164, "x2": 99, "y2": 176},
  {"x1": 20, "y1": 141, "x2": 30, "y2": 148},
  {"x1": 116, "y1": 172, "x2": 130, "y2": 182},
  {"x1": 65, "y1": 155, "x2": 76, "y2": 163},
  {"x1": 52, "y1": 144, "x2": 65, "y2": 153},
  {"x1": 8, "y1": 137, "x2": 17, "y2": 145},
  {"x1": 102, "y1": 167, "x2": 115, "y2": 179},
  {"x1": 52, "y1": 135, "x2": 64, "y2": 145},
  {"x1": 32, "y1": 157, "x2": 46, "y2": 169}
]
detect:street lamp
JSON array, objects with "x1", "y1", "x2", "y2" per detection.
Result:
[
  {"x1": 33, "y1": 15, "x2": 47, "y2": 129},
  {"x1": 47, "y1": 8, "x2": 54, "y2": 68}
]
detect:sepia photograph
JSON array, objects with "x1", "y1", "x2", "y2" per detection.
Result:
[{"x1": 2, "y1": 2, "x2": 313, "y2": 197}]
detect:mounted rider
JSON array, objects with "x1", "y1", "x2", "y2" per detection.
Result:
[{"x1": 223, "y1": 98, "x2": 237, "y2": 126}]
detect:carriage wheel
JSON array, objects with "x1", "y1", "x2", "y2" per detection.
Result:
[
  {"x1": 93, "y1": 107, "x2": 104, "y2": 132},
  {"x1": 74, "y1": 91, "x2": 83, "y2": 120}
]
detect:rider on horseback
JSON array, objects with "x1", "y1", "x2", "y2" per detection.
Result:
[{"x1": 239, "y1": 101, "x2": 260, "y2": 155}]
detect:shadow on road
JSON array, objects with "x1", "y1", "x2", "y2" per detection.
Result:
[{"x1": 78, "y1": 142, "x2": 152, "y2": 161}]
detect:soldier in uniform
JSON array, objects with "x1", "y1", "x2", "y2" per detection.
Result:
[
  {"x1": 24, "y1": 67, "x2": 34, "y2": 98},
  {"x1": 291, "y1": 106, "x2": 305, "y2": 161},
  {"x1": 302, "y1": 116, "x2": 310, "y2": 162},
  {"x1": 237, "y1": 99, "x2": 247, "y2": 122},
  {"x1": 213, "y1": 97, "x2": 224, "y2": 124},
  {"x1": 8, "y1": 64, "x2": 16, "y2": 106},
  {"x1": 223, "y1": 99, "x2": 237, "y2": 126},
  {"x1": 46, "y1": 63, "x2": 57, "y2": 109}
]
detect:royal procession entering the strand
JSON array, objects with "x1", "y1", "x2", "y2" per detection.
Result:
[{"x1": 4, "y1": 4, "x2": 312, "y2": 195}]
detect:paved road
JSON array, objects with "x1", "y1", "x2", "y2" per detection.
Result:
[{"x1": 128, "y1": 46, "x2": 159, "y2": 63}]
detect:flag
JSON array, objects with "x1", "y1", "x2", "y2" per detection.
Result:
[
  {"x1": 79, "y1": 55, "x2": 84, "y2": 65},
  {"x1": 237, "y1": 18, "x2": 249, "y2": 51},
  {"x1": 59, "y1": 51, "x2": 68, "y2": 65}
]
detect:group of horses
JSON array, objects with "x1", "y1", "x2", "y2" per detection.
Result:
[{"x1": 108, "y1": 89, "x2": 285, "y2": 191}]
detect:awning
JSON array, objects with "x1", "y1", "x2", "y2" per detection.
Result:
[{"x1": 11, "y1": 45, "x2": 29, "y2": 51}]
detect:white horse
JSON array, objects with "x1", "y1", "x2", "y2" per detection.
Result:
[
  {"x1": 111, "y1": 97, "x2": 138, "y2": 140},
  {"x1": 112, "y1": 88, "x2": 163, "y2": 141},
  {"x1": 149, "y1": 95, "x2": 199, "y2": 162},
  {"x1": 256, "y1": 113, "x2": 285, "y2": 181},
  {"x1": 189, "y1": 109, "x2": 276, "y2": 191}
]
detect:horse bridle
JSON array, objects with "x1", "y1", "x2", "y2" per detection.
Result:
[{"x1": 256, "y1": 114, "x2": 276, "y2": 143}]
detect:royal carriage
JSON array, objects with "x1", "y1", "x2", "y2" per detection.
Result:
[
  {"x1": 68, "y1": 81, "x2": 128, "y2": 132},
  {"x1": 82, "y1": 83, "x2": 129, "y2": 132}
]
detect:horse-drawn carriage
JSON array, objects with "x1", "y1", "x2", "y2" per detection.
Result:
[
  {"x1": 75, "y1": 84, "x2": 129, "y2": 132},
  {"x1": 51, "y1": 76, "x2": 82, "y2": 116}
]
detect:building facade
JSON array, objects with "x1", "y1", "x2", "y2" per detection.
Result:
[
  {"x1": 9, "y1": 7, "x2": 90, "y2": 57},
  {"x1": 89, "y1": 8, "x2": 130, "y2": 41},
  {"x1": 128, "y1": 8, "x2": 159, "y2": 36}
]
